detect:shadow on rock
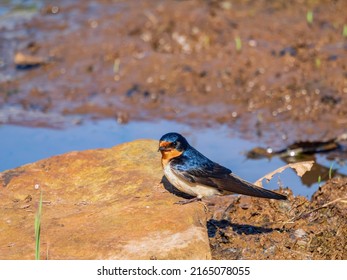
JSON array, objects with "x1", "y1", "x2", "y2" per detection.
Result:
[
  {"x1": 161, "y1": 176, "x2": 194, "y2": 200},
  {"x1": 207, "y1": 219, "x2": 285, "y2": 238}
]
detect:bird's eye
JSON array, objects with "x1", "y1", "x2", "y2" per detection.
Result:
[{"x1": 172, "y1": 141, "x2": 177, "y2": 147}]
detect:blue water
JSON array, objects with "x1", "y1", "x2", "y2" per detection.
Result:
[{"x1": 1, "y1": 119, "x2": 346, "y2": 198}]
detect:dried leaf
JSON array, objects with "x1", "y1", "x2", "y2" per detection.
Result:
[{"x1": 254, "y1": 160, "x2": 314, "y2": 187}]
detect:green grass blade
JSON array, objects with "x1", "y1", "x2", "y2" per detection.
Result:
[
  {"x1": 343, "y1": 24, "x2": 347, "y2": 38},
  {"x1": 317, "y1": 175, "x2": 321, "y2": 185},
  {"x1": 35, "y1": 191, "x2": 43, "y2": 260},
  {"x1": 329, "y1": 162, "x2": 334, "y2": 180},
  {"x1": 306, "y1": 10, "x2": 313, "y2": 24},
  {"x1": 235, "y1": 36, "x2": 242, "y2": 52}
]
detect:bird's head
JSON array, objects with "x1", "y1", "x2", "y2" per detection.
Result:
[{"x1": 158, "y1": 132, "x2": 189, "y2": 160}]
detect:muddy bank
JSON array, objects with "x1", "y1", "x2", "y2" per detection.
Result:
[
  {"x1": 208, "y1": 177, "x2": 346, "y2": 259},
  {"x1": 0, "y1": 0, "x2": 346, "y2": 147}
]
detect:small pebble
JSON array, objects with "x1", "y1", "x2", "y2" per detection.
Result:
[{"x1": 294, "y1": 228, "x2": 306, "y2": 238}]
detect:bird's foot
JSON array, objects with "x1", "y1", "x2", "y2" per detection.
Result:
[
  {"x1": 175, "y1": 197, "x2": 209, "y2": 213},
  {"x1": 175, "y1": 197, "x2": 201, "y2": 205}
]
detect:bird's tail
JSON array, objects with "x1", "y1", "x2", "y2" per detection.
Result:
[{"x1": 222, "y1": 174, "x2": 287, "y2": 200}]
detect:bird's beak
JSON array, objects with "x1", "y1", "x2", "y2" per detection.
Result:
[
  {"x1": 158, "y1": 146, "x2": 168, "y2": 152},
  {"x1": 158, "y1": 142, "x2": 170, "y2": 152}
]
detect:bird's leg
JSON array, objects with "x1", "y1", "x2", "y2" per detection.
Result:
[
  {"x1": 175, "y1": 197, "x2": 209, "y2": 213},
  {"x1": 175, "y1": 197, "x2": 201, "y2": 205}
]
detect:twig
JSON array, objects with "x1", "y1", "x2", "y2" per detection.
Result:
[
  {"x1": 301, "y1": 197, "x2": 347, "y2": 216},
  {"x1": 285, "y1": 196, "x2": 347, "y2": 223},
  {"x1": 266, "y1": 197, "x2": 346, "y2": 227}
]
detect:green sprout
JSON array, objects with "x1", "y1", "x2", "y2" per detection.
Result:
[
  {"x1": 306, "y1": 10, "x2": 314, "y2": 25},
  {"x1": 315, "y1": 57, "x2": 321, "y2": 68},
  {"x1": 343, "y1": 24, "x2": 347, "y2": 38},
  {"x1": 35, "y1": 191, "x2": 43, "y2": 260},
  {"x1": 317, "y1": 175, "x2": 321, "y2": 185},
  {"x1": 235, "y1": 36, "x2": 242, "y2": 52},
  {"x1": 329, "y1": 162, "x2": 334, "y2": 180}
]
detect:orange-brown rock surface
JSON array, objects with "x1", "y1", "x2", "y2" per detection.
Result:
[{"x1": 0, "y1": 140, "x2": 210, "y2": 259}]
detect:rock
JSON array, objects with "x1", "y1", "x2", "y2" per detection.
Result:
[
  {"x1": 294, "y1": 229, "x2": 306, "y2": 239},
  {"x1": 0, "y1": 139, "x2": 211, "y2": 260}
]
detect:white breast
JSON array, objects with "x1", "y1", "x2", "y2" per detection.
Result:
[{"x1": 163, "y1": 164, "x2": 221, "y2": 198}]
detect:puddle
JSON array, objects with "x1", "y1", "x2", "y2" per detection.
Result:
[
  {"x1": 0, "y1": 0, "x2": 41, "y2": 26},
  {"x1": 1, "y1": 119, "x2": 346, "y2": 198}
]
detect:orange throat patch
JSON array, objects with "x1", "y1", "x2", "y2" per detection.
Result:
[{"x1": 160, "y1": 149, "x2": 183, "y2": 167}]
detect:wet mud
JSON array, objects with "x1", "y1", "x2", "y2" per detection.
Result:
[
  {"x1": 0, "y1": 0, "x2": 346, "y2": 259},
  {"x1": 1, "y1": 0, "x2": 346, "y2": 144}
]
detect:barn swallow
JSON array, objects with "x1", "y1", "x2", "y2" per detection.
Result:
[{"x1": 158, "y1": 132, "x2": 287, "y2": 203}]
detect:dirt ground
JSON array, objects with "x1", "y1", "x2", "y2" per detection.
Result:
[
  {"x1": 0, "y1": 0, "x2": 346, "y2": 259},
  {"x1": 207, "y1": 177, "x2": 346, "y2": 259}
]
